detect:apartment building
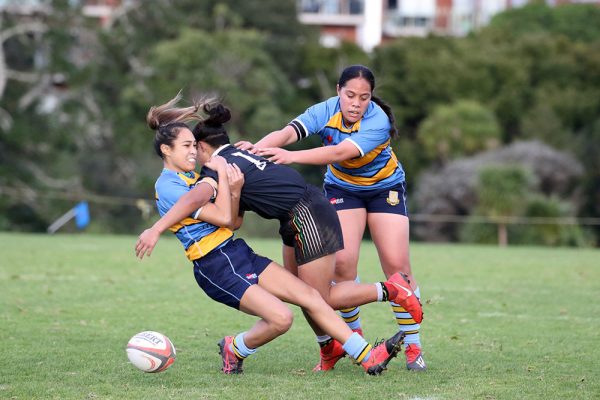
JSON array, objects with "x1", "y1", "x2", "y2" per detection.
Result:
[{"x1": 298, "y1": 0, "x2": 599, "y2": 51}]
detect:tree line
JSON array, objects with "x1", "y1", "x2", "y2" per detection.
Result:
[{"x1": 1, "y1": 0, "x2": 598, "y2": 246}]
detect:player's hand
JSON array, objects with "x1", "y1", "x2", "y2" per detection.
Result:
[
  {"x1": 227, "y1": 163, "x2": 244, "y2": 195},
  {"x1": 257, "y1": 147, "x2": 294, "y2": 164},
  {"x1": 234, "y1": 140, "x2": 259, "y2": 154},
  {"x1": 135, "y1": 228, "x2": 160, "y2": 260},
  {"x1": 204, "y1": 155, "x2": 227, "y2": 171}
]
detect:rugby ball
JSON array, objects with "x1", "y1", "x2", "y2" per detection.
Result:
[{"x1": 126, "y1": 331, "x2": 176, "y2": 373}]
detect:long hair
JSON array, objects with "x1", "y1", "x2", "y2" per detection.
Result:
[
  {"x1": 146, "y1": 92, "x2": 215, "y2": 158},
  {"x1": 338, "y1": 65, "x2": 398, "y2": 138}
]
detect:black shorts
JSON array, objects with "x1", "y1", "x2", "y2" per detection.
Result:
[{"x1": 279, "y1": 185, "x2": 344, "y2": 266}]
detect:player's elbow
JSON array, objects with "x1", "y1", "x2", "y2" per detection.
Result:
[{"x1": 230, "y1": 216, "x2": 243, "y2": 231}]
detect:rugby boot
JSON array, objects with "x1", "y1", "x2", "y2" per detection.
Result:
[
  {"x1": 312, "y1": 338, "x2": 346, "y2": 371},
  {"x1": 386, "y1": 272, "x2": 423, "y2": 323},
  {"x1": 218, "y1": 336, "x2": 244, "y2": 374},
  {"x1": 405, "y1": 344, "x2": 427, "y2": 371},
  {"x1": 361, "y1": 331, "x2": 405, "y2": 375}
]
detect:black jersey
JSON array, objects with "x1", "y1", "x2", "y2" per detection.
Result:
[{"x1": 201, "y1": 144, "x2": 307, "y2": 220}]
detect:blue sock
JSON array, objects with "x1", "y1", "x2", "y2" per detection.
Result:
[
  {"x1": 232, "y1": 332, "x2": 257, "y2": 359},
  {"x1": 342, "y1": 332, "x2": 372, "y2": 363}
]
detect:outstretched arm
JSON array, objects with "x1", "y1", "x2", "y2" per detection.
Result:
[
  {"x1": 257, "y1": 140, "x2": 360, "y2": 165},
  {"x1": 235, "y1": 125, "x2": 298, "y2": 153}
]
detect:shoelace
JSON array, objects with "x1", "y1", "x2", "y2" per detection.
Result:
[{"x1": 372, "y1": 337, "x2": 385, "y2": 348}]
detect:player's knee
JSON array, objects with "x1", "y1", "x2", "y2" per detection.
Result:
[
  {"x1": 270, "y1": 308, "x2": 294, "y2": 335},
  {"x1": 334, "y1": 256, "x2": 358, "y2": 281},
  {"x1": 389, "y1": 260, "x2": 412, "y2": 275}
]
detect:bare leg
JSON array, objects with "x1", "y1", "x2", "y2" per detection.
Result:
[
  {"x1": 333, "y1": 208, "x2": 367, "y2": 282},
  {"x1": 258, "y1": 261, "x2": 354, "y2": 344},
  {"x1": 368, "y1": 213, "x2": 416, "y2": 288},
  {"x1": 237, "y1": 272, "x2": 294, "y2": 349}
]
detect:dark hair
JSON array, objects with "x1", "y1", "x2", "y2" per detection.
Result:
[
  {"x1": 338, "y1": 65, "x2": 398, "y2": 138},
  {"x1": 146, "y1": 92, "x2": 212, "y2": 158},
  {"x1": 192, "y1": 103, "x2": 232, "y2": 147}
]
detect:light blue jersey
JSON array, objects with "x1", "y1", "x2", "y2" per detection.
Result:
[
  {"x1": 154, "y1": 169, "x2": 232, "y2": 261},
  {"x1": 288, "y1": 96, "x2": 405, "y2": 191}
]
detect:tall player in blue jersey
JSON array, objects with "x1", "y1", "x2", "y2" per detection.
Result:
[
  {"x1": 241, "y1": 65, "x2": 427, "y2": 371},
  {"x1": 136, "y1": 94, "x2": 407, "y2": 375}
]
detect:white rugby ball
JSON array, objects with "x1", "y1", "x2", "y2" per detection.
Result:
[{"x1": 126, "y1": 331, "x2": 176, "y2": 373}]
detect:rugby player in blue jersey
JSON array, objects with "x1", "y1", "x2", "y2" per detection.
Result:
[{"x1": 241, "y1": 65, "x2": 427, "y2": 371}]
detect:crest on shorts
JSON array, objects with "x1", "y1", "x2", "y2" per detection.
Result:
[{"x1": 386, "y1": 190, "x2": 400, "y2": 206}]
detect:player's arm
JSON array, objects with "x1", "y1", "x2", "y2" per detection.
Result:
[
  {"x1": 193, "y1": 156, "x2": 233, "y2": 227},
  {"x1": 235, "y1": 125, "x2": 298, "y2": 153},
  {"x1": 227, "y1": 163, "x2": 244, "y2": 230},
  {"x1": 256, "y1": 125, "x2": 298, "y2": 147},
  {"x1": 135, "y1": 157, "x2": 231, "y2": 259},
  {"x1": 257, "y1": 140, "x2": 360, "y2": 165},
  {"x1": 197, "y1": 163, "x2": 244, "y2": 230}
]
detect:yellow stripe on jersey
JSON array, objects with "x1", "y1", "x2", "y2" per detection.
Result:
[
  {"x1": 339, "y1": 140, "x2": 391, "y2": 169},
  {"x1": 169, "y1": 217, "x2": 201, "y2": 233},
  {"x1": 184, "y1": 227, "x2": 233, "y2": 261},
  {"x1": 178, "y1": 171, "x2": 200, "y2": 186},
  {"x1": 330, "y1": 151, "x2": 398, "y2": 186},
  {"x1": 325, "y1": 112, "x2": 361, "y2": 133}
]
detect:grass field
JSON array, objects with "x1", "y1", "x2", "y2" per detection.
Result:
[{"x1": 1, "y1": 232, "x2": 599, "y2": 400}]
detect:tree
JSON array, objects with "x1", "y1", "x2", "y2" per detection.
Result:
[
  {"x1": 467, "y1": 165, "x2": 533, "y2": 246},
  {"x1": 484, "y1": 2, "x2": 600, "y2": 43},
  {"x1": 418, "y1": 100, "x2": 501, "y2": 166}
]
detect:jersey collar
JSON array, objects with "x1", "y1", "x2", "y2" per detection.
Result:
[{"x1": 212, "y1": 144, "x2": 231, "y2": 156}]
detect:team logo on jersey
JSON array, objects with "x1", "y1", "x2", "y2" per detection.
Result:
[
  {"x1": 245, "y1": 273, "x2": 257, "y2": 280},
  {"x1": 386, "y1": 190, "x2": 400, "y2": 206},
  {"x1": 330, "y1": 197, "x2": 344, "y2": 205}
]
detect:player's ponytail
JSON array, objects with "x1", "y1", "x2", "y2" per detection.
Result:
[
  {"x1": 146, "y1": 92, "x2": 214, "y2": 158},
  {"x1": 370, "y1": 95, "x2": 398, "y2": 139}
]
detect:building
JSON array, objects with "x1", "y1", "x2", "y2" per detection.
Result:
[{"x1": 297, "y1": 0, "x2": 600, "y2": 51}]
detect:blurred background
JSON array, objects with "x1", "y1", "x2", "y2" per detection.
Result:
[{"x1": 1, "y1": 0, "x2": 599, "y2": 247}]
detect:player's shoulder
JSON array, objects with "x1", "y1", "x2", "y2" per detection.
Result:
[
  {"x1": 306, "y1": 96, "x2": 340, "y2": 115},
  {"x1": 362, "y1": 102, "x2": 390, "y2": 129}
]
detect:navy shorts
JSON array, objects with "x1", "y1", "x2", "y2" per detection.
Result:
[
  {"x1": 279, "y1": 184, "x2": 344, "y2": 266},
  {"x1": 192, "y1": 238, "x2": 271, "y2": 310},
  {"x1": 324, "y1": 182, "x2": 409, "y2": 216}
]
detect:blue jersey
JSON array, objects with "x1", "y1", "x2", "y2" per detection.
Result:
[
  {"x1": 289, "y1": 96, "x2": 405, "y2": 191},
  {"x1": 154, "y1": 168, "x2": 233, "y2": 261}
]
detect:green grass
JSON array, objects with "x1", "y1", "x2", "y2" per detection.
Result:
[{"x1": 1, "y1": 232, "x2": 599, "y2": 399}]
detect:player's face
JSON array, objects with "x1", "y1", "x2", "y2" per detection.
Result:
[
  {"x1": 337, "y1": 77, "x2": 372, "y2": 126},
  {"x1": 163, "y1": 129, "x2": 197, "y2": 172},
  {"x1": 195, "y1": 141, "x2": 211, "y2": 166}
]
